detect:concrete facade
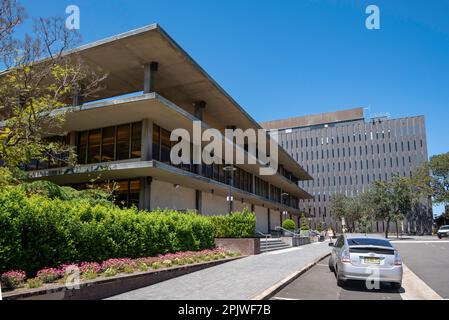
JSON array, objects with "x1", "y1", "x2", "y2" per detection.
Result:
[
  {"x1": 6, "y1": 24, "x2": 313, "y2": 235},
  {"x1": 261, "y1": 108, "x2": 432, "y2": 234}
]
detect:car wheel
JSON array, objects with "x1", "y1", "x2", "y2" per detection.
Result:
[
  {"x1": 438, "y1": 235, "x2": 442, "y2": 239},
  {"x1": 336, "y1": 269, "x2": 345, "y2": 287},
  {"x1": 328, "y1": 257, "x2": 335, "y2": 272},
  {"x1": 392, "y1": 282, "x2": 402, "y2": 290}
]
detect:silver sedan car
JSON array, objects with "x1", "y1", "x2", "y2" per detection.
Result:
[{"x1": 329, "y1": 234, "x2": 403, "y2": 289}]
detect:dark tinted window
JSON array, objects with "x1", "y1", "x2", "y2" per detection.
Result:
[
  {"x1": 347, "y1": 238, "x2": 392, "y2": 247},
  {"x1": 440, "y1": 226, "x2": 449, "y2": 230}
]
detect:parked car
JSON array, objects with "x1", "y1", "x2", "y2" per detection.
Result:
[
  {"x1": 328, "y1": 234, "x2": 403, "y2": 289},
  {"x1": 437, "y1": 225, "x2": 449, "y2": 239}
]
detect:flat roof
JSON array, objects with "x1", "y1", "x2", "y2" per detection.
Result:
[{"x1": 260, "y1": 107, "x2": 365, "y2": 130}]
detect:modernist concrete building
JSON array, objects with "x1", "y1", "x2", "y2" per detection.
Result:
[
  {"x1": 261, "y1": 108, "x2": 433, "y2": 234},
  {"x1": 2, "y1": 24, "x2": 313, "y2": 234}
]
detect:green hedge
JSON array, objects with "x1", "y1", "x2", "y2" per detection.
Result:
[
  {"x1": 210, "y1": 208, "x2": 256, "y2": 238},
  {"x1": 0, "y1": 186, "x2": 215, "y2": 274},
  {"x1": 0, "y1": 184, "x2": 257, "y2": 275}
]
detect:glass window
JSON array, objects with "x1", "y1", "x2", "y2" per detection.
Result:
[
  {"x1": 78, "y1": 131, "x2": 88, "y2": 164},
  {"x1": 152, "y1": 124, "x2": 160, "y2": 161},
  {"x1": 101, "y1": 126, "x2": 115, "y2": 162},
  {"x1": 161, "y1": 128, "x2": 171, "y2": 163},
  {"x1": 116, "y1": 125, "x2": 130, "y2": 160},
  {"x1": 87, "y1": 129, "x2": 101, "y2": 163},
  {"x1": 131, "y1": 122, "x2": 142, "y2": 159}
]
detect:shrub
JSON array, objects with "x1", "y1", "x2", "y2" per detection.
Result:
[
  {"x1": 103, "y1": 267, "x2": 118, "y2": 277},
  {"x1": 101, "y1": 258, "x2": 135, "y2": 272},
  {"x1": 0, "y1": 185, "x2": 215, "y2": 274},
  {"x1": 36, "y1": 268, "x2": 62, "y2": 283},
  {"x1": 282, "y1": 219, "x2": 296, "y2": 231},
  {"x1": 26, "y1": 277, "x2": 43, "y2": 289},
  {"x1": 210, "y1": 208, "x2": 256, "y2": 238},
  {"x1": 151, "y1": 262, "x2": 161, "y2": 270},
  {"x1": 82, "y1": 270, "x2": 98, "y2": 280},
  {"x1": 1, "y1": 270, "x2": 26, "y2": 290},
  {"x1": 300, "y1": 213, "x2": 310, "y2": 231},
  {"x1": 0, "y1": 184, "x2": 252, "y2": 275},
  {"x1": 79, "y1": 262, "x2": 101, "y2": 275},
  {"x1": 162, "y1": 260, "x2": 173, "y2": 268}
]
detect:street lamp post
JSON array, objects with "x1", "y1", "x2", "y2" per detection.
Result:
[{"x1": 223, "y1": 165, "x2": 237, "y2": 214}]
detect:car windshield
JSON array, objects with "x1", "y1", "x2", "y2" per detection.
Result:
[
  {"x1": 347, "y1": 238, "x2": 393, "y2": 247},
  {"x1": 440, "y1": 226, "x2": 449, "y2": 230}
]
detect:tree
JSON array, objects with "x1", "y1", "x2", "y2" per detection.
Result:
[
  {"x1": 428, "y1": 152, "x2": 449, "y2": 208},
  {"x1": 370, "y1": 176, "x2": 413, "y2": 238},
  {"x1": 0, "y1": 0, "x2": 24, "y2": 57},
  {"x1": 330, "y1": 193, "x2": 347, "y2": 225},
  {"x1": 299, "y1": 213, "x2": 309, "y2": 231},
  {"x1": 0, "y1": 0, "x2": 106, "y2": 176}
]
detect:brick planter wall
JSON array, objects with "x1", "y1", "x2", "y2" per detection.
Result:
[
  {"x1": 214, "y1": 238, "x2": 260, "y2": 255},
  {"x1": 2, "y1": 256, "x2": 242, "y2": 300}
]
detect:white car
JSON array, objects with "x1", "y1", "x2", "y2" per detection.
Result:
[{"x1": 437, "y1": 225, "x2": 449, "y2": 239}]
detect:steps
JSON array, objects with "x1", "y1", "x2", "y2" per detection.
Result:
[{"x1": 259, "y1": 238, "x2": 291, "y2": 253}]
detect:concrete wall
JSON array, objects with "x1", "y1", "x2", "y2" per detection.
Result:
[
  {"x1": 201, "y1": 191, "x2": 228, "y2": 216},
  {"x1": 233, "y1": 201, "x2": 251, "y2": 212},
  {"x1": 151, "y1": 180, "x2": 196, "y2": 211},
  {"x1": 270, "y1": 210, "x2": 281, "y2": 230},
  {"x1": 255, "y1": 206, "x2": 269, "y2": 234}
]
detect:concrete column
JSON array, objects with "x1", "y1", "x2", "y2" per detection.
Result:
[
  {"x1": 144, "y1": 62, "x2": 158, "y2": 94},
  {"x1": 141, "y1": 119, "x2": 153, "y2": 161},
  {"x1": 252, "y1": 174, "x2": 256, "y2": 194},
  {"x1": 72, "y1": 88, "x2": 84, "y2": 106},
  {"x1": 195, "y1": 190, "x2": 202, "y2": 214},
  {"x1": 194, "y1": 101, "x2": 206, "y2": 121},
  {"x1": 267, "y1": 208, "x2": 271, "y2": 233},
  {"x1": 139, "y1": 177, "x2": 152, "y2": 211}
]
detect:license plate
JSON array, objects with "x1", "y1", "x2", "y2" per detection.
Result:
[{"x1": 364, "y1": 257, "x2": 380, "y2": 264}]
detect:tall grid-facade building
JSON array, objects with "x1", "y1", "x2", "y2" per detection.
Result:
[{"x1": 261, "y1": 108, "x2": 433, "y2": 234}]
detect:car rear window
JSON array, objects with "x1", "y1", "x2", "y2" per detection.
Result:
[
  {"x1": 347, "y1": 238, "x2": 392, "y2": 247},
  {"x1": 441, "y1": 226, "x2": 449, "y2": 230}
]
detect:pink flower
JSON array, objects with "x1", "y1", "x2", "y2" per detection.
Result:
[
  {"x1": 36, "y1": 268, "x2": 63, "y2": 283},
  {"x1": 101, "y1": 258, "x2": 135, "y2": 271},
  {"x1": 79, "y1": 262, "x2": 101, "y2": 274}
]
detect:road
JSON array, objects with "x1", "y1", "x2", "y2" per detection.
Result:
[{"x1": 271, "y1": 239, "x2": 449, "y2": 300}]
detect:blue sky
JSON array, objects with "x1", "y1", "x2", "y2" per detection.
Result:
[{"x1": 15, "y1": 0, "x2": 449, "y2": 213}]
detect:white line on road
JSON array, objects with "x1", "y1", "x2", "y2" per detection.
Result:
[
  {"x1": 400, "y1": 264, "x2": 443, "y2": 300},
  {"x1": 272, "y1": 296, "x2": 300, "y2": 300}
]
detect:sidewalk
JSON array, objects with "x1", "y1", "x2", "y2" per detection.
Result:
[{"x1": 108, "y1": 241, "x2": 331, "y2": 300}]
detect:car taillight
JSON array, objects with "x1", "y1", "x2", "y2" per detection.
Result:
[
  {"x1": 341, "y1": 250, "x2": 351, "y2": 263},
  {"x1": 394, "y1": 251, "x2": 402, "y2": 266}
]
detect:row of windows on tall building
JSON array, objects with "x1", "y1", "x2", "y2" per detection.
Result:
[
  {"x1": 283, "y1": 140, "x2": 424, "y2": 163},
  {"x1": 300, "y1": 170, "x2": 414, "y2": 189},
  {"x1": 280, "y1": 124, "x2": 423, "y2": 149},
  {"x1": 302, "y1": 156, "x2": 417, "y2": 176}
]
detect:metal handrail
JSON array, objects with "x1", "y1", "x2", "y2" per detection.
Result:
[
  {"x1": 256, "y1": 231, "x2": 271, "y2": 252},
  {"x1": 275, "y1": 226, "x2": 301, "y2": 237}
]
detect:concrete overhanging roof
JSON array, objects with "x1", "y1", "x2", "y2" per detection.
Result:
[
  {"x1": 0, "y1": 23, "x2": 311, "y2": 181},
  {"x1": 57, "y1": 93, "x2": 312, "y2": 186},
  {"x1": 26, "y1": 160, "x2": 308, "y2": 214}
]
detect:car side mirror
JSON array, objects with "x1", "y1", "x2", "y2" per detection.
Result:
[{"x1": 328, "y1": 242, "x2": 334, "y2": 247}]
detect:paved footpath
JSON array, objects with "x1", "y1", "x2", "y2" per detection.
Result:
[{"x1": 108, "y1": 241, "x2": 331, "y2": 300}]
